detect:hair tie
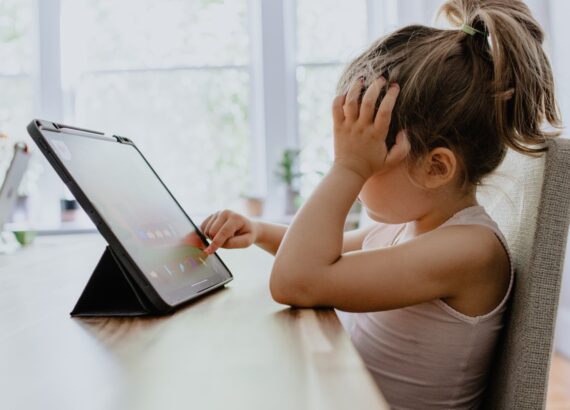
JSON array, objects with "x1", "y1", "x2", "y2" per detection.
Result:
[{"x1": 460, "y1": 23, "x2": 488, "y2": 37}]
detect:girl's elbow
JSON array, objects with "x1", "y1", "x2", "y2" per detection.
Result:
[
  {"x1": 269, "y1": 283, "x2": 296, "y2": 306},
  {"x1": 269, "y1": 267, "x2": 315, "y2": 307}
]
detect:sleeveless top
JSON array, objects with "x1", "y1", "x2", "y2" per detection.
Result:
[{"x1": 337, "y1": 205, "x2": 514, "y2": 410}]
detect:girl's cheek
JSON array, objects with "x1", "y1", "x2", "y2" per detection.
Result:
[
  {"x1": 358, "y1": 167, "x2": 423, "y2": 223},
  {"x1": 359, "y1": 177, "x2": 389, "y2": 211}
]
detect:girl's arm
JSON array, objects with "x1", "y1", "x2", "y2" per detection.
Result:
[
  {"x1": 201, "y1": 211, "x2": 376, "y2": 256},
  {"x1": 255, "y1": 220, "x2": 375, "y2": 255},
  {"x1": 253, "y1": 221, "x2": 287, "y2": 255},
  {"x1": 269, "y1": 77, "x2": 505, "y2": 312}
]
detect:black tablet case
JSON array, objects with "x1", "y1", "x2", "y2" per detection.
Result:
[
  {"x1": 28, "y1": 119, "x2": 232, "y2": 318},
  {"x1": 71, "y1": 246, "x2": 155, "y2": 317}
]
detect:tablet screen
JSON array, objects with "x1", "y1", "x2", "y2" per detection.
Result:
[{"x1": 43, "y1": 129, "x2": 231, "y2": 305}]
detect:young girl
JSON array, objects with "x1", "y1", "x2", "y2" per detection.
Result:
[{"x1": 200, "y1": 0, "x2": 561, "y2": 408}]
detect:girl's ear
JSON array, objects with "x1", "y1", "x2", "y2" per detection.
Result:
[{"x1": 422, "y1": 147, "x2": 458, "y2": 189}]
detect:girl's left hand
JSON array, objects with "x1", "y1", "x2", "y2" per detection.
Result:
[{"x1": 332, "y1": 76, "x2": 410, "y2": 180}]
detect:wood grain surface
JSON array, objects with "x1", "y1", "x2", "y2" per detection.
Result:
[{"x1": 0, "y1": 234, "x2": 388, "y2": 410}]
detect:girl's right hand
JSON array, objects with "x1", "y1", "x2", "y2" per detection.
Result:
[{"x1": 200, "y1": 210, "x2": 257, "y2": 255}]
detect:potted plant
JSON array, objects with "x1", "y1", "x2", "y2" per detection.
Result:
[
  {"x1": 240, "y1": 193, "x2": 264, "y2": 217},
  {"x1": 275, "y1": 148, "x2": 303, "y2": 215}
]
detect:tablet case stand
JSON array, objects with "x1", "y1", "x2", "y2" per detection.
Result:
[{"x1": 70, "y1": 246, "x2": 154, "y2": 317}]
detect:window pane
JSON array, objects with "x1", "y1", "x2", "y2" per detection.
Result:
[
  {"x1": 0, "y1": 0, "x2": 34, "y2": 75},
  {"x1": 0, "y1": 0, "x2": 38, "y2": 224},
  {"x1": 61, "y1": 0, "x2": 252, "y2": 215},
  {"x1": 61, "y1": 0, "x2": 250, "y2": 71},
  {"x1": 0, "y1": 0, "x2": 34, "y2": 138},
  {"x1": 297, "y1": 1, "x2": 369, "y2": 198},
  {"x1": 0, "y1": 76, "x2": 33, "y2": 139},
  {"x1": 73, "y1": 69, "x2": 250, "y2": 215},
  {"x1": 297, "y1": 65, "x2": 343, "y2": 198},
  {"x1": 297, "y1": 0, "x2": 368, "y2": 64}
]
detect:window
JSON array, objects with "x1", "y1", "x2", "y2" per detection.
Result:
[
  {"x1": 295, "y1": 0, "x2": 370, "y2": 199},
  {"x1": 0, "y1": 0, "x2": 34, "y2": 141},
  {"x1": 0, "y1": 0, "x2": 45, "y2": 225},
  {"x1": 60, "y1": 0, "x2": 251, "y2": 215},
  {"x1": 0, "y1": 0, "x2": 452, "y2": 227}
]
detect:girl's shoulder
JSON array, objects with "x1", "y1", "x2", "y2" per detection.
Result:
[
  {"x1": 439, "y1": 205, "x2": 512, "y2": 271},
  {"x1": 432, "y1": 206, "x2": 513, "y2": 317}
]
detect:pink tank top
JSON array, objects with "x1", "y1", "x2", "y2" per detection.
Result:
[{"x1": 337, "y1": 205, "x2": 514, "y2": 410}]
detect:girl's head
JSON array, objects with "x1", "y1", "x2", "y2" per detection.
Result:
[{"x1": 339, "y1": 0, "x2": 562, "y2": 223}]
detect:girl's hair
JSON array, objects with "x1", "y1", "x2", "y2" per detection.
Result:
[{"x1": 337, "y1": 0, "x2": 562, "y2": 188}]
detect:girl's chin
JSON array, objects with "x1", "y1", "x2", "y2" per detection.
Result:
[
  {"x1": 365, "y1": 208, "x2": 389, "y2": 223},
  {"x1": 365, "y1": 207, "x2": 412, "y2": 225}
]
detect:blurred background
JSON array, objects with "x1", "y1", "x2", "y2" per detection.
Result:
[{"x1": 0, "y1": 0, "x2": 569, "y2": 364}]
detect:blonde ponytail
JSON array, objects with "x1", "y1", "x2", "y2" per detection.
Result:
[{"x1": 438, "y1": 0, "x2": 562, "y2": 154}]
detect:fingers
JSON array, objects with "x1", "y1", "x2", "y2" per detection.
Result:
[
  {"x1": 206, "y1": 212, "x2": 228, "y2": 239},
  {"x1": 374, "y1": 82, "x2": 400, "y2": 133},
  {"x1": 343, "y1": 77, "x2": 364, "y2": 121},
  {"x1": 201, "y1": 210, "x2": 253, "y2": 254},
  {"x1": 201, "y1": 212, "x2": 219, "y2": 238},
  {"x1": 201, "y1": 210, "x2": 231, "y2": 242},
  {"x1": 204, "y1": 219, "x2": 239, "y2": 254},
  {"x1": 340, "y1": 77, "x2": 398, "y2": 126},
  {"x1": 223, "y1": 233, "x2": 254, "y2": 249},
  {"x1": 384, "y1": 130, "x2": 410, "y2": 167},
  {"x1": 359, "y1": 76, "x2": 386, "y2": 123},
  {"x1": 332, "y1": 94, "x2": 346, "y2": 124},
  {"x1": 200, "y1": 214, "x2": 215, "y2": 234}
]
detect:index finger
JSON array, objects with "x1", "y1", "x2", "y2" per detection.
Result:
[
  {"x1": 374, "y1": 82, "x2": 400, "y2": 132},
  {"x1": 204, "y1": 220, "x2": 237, "y2": 254},
  {"x1": 359, "y1": 76, "x2": 386, "y2": 123},
  {"x1": 200, "y1": 214, "x2": 214, "y2": 232},
  {"x1": 344, "y1": 77, "x2": 365, "y2": 121},
  {"x1": 332, "y1": 94, "x2": 346, "y2": 123}
]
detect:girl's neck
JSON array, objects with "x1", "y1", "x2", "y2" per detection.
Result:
[{"x1": 403, "y1": 191, "x2": 479, "y2": 240}]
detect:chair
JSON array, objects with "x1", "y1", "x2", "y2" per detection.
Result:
[{"x1": 478, "y1": 138, "x2": 570, "y2": 409}]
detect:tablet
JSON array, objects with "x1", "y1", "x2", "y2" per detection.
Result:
[{"x1": 27, "y1": 120, "x2": 233, "y2": 313}]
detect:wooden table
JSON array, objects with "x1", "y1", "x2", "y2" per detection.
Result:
[{"x1": 0, "y1": 234, "x2": 388, "y2": 410}]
